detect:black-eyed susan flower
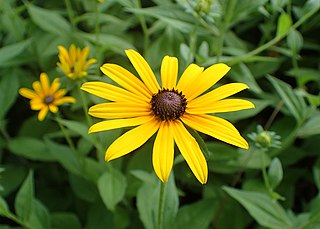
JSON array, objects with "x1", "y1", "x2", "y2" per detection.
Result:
[
  {"x1": 19, "y1": 73, "x2": 76, "y2": 121},
  {"x1": 57, "y1": 44, "x2": 97, "y2": 80},
  {"x1": 81, "y1": 49, "x2": 254, "y2": 184}
]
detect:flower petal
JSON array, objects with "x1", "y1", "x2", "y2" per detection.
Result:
[
  {"x1": 32, "y1": 81, "x2": 44, "y2": 97},
  {"x1": 176, "y1": 64, "x2": 204, "y2": 93},
  {"x1": 89, "y1": 102, "x2": 152, "y2": 119},
  {"x1": 50, "y1": 78, "x2": 61, "y2": 94},
  {"x1": 38, "y1": 106, "x2": 48, "y2": 121},
  {"x1": 105, "y1": 119, "x2": 160, "y2": 161},
  {"x1": 125, "y1": 49, "x2": 160, "y2": 93},
  {"x1": 172, "y1": 120, "x2": 208, "y2": 184},
  {"x1": 101, "y1": 63, "x2": 151, "y2": 99},
  {"x1": 30, "y1": 99, "x2": 44, "y2": 110},
  {"x1": 185, "y1": 63, "x2": 231, "y2": 101},
  {"x1": 153, "y1": 121, "x2": 174, "y2": 183},
  {"x1": 89, "y1": 116, "x2": 154, "y2": 133},
  {"x1": 161, "y1": 56, "x2": 178, "y2": 89},
  {"x1": 81, "y1": 82, "x2": 149, "y2": 104},
  {"x1": 40, "y1": 73, "x2": 50, "y2": 93},
  {"x1": 188, "y1": 83, "x2": 249, "y2": 107},
  {"x1": 54, "y1": 96, "x2": 76, "y2": 105},
  {"x1": 187, "y1": 99, "x2": 255, "y2": 114},
  {"x1": 19, "y1": 88, "x2": 37, "y2": 99},
  {"x1": 49, "y1": 104, "x2": 58, "y2": 113},
  {"x1": 181, "y1": 114, "x2": 248, "y2": 149}
]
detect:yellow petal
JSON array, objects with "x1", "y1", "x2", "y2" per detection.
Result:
[
  {"x1": 153, "y1": 121, "x2": 174, "y2": 183},
  {"x1": 172, "y1": 120, "x2": 208, "y2": 184},
  {"x1": 81, "y1": 82, "x2": 148, "y2": 104},
  {"x1": 30, "y1": 99, "x2": 44, "y2": 110},
  {"x1": 89, "y1": 102, "x2": 152, "y2": 119},
  {"x1": 161, "y1": 56, "x2": 178, "y2": 89},
  {"x1": 49, "y1": 104, "x2": 58, "y2": 113},
  {"x1": 54, "y1": 96, "x2": 76, "y2": 105},
  {"x1": 181, "y1": 114, "x2": 248, "y2": 149},
  {"x1": 105, "y1": 119, "x2": 160, "y2": 161},
  {"x1": 19, "y1": 88, "x2": 37, "y2": 99},
  {"x1": 176, "y1": 64, "x2": 204, "y2": 93},
  {"x1": 185, "y1": 63, "x2": 231, "y2": 101},
  {"x1": 89, "y1": 116, "x2": 154, "y2": 133},
  {"x1": 187, "y1": 99, "x2": 255, "y2": 114},
  {"x1": 54, "y1": 89, "x2": 67, "y2": 99},
  {"x1": 32, "y1": 81, "x2": 44, "y2": 97},
  {"x1": 57, "y1": 46, "x2": 70, "y2": 64},
  {"x1": 69, "y1": 44, "x2": 76, "y2": 64},
  {"x1": 188, "y1": 83, "x2": 249, "y2": 107},
  {"x1": 40, "y1": 73, "x2": 50, "y2": 93},
  {"x1": 38, "y1": 106, "x2": 48, "y2": 121},
  {"x1": 50, "y1": 78, "x2": 61, "y2": 94},
  {"x1": 101, "y1": 63, "x2": 151, "y2": 99},
  {"x1": 125, "y1": 49, "x2": 160, "y2": 93}
]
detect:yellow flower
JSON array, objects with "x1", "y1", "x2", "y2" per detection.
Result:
[
  {"x1": 81, "y1": 49, "x2": 254, "y2": 184},
  {"x1": 19, "y1": 73, "x2": 76, "y2": 121},
  {"x1": 57, "y1": 44, "x2": 97, "y2": 80}
]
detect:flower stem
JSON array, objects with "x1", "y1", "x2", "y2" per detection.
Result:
[
  {"x1": 157, "y1": 182, "x2": 166, "y2": 229},
  {"x1": 76, "y1": 82, "x2": 105, "y2": 159},
  {"x1": 54, "y1": 114, "x2": 77, "y2": 153}
]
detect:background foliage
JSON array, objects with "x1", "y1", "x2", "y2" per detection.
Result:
[{"x1": 0, "y1": 0, "x2": 320, "y2": 228}]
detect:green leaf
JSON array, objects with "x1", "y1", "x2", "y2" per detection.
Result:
[
  {"x1": 51, "y1": 212, "x2": 81, "y2": 229},
  {"x1": 97, "y1": 168, "x2": 127, "y2": 211},
  {"x1": 28, "y1": 199, "x2": 50, "y2": 229},
  {"x1": 0, "y1": 165, "x2": 27, "y2": 197},
  {"x1": 14, "y1": 171, "x2": 34, "y2": 221},
  {"x1": 0, "y1": 71, "x2": 19, "y2": 119},
  {"x1": 0, "y1": 196, "x2": 10, "y2": 216},
  {"x1": 286, "y1": 68, "x2": 319, "y2": 87},
  {"x1": 55, "y1": 118, "x2": 94, "y2": 145},
  {"x1": 297, "y1": 112, "x2": 320, "y2": 138},
  {"x1": 287, "y1": 29, "x2": 303, "y2": 53},
  {"x1": 0, "y1": 40, "x2": 31, "y2": 67},
  {"x1": 230, "y1": 63, "x2": 262, "y2": 94},
  {"x1": 137, "y1": 173, "x2": 179, "y2": 229},
  {"x1": 223, "y1": 186, "x2": 293, "y2": 229},
  {"x1": 277, "y1": 13, "x2": 292, "y2": 37},
  {"x1": 267, "y1": 75, "x2": 307, "y2": 123},
  {"x1": 27, "y1": 4, "x2": 71, "y2": 35},
  {"x1": 69, "y1": 173, "x2": 98, "y2": 202},
  {"x1": 268, "y1": 157, "x2": 283, "y2": 189},
  {"x1": 8, "y1": 137, "x2": 55, "y2": 161},
  {"x1": 44, "y1": 138, "x2": 81, "y2": 176},
  {"x1": 173, "y1": 198, "x2": 216, "y2": 229}
]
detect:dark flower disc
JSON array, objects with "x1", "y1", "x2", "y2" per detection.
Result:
[{"x1": 151, "y1": 88, "x2": 187, "y2": 121}]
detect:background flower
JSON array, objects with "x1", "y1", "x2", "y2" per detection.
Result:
[
  {"x1": 57, "y1": 44, "x2": 97, "y2": 80},
  {"x1": 19, "y1": 73, "x2": 75, "y2": 121}
]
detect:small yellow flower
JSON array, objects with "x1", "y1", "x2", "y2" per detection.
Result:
[
  {"x1": 81, "y1": 49, "x2": 255, "y2": 184},
  {"x1": 19, "y1": 73, "x2": 76, "y2": 121},
  {"x1": 57, "y1": 44, "x2": 97, "y2": 80}
]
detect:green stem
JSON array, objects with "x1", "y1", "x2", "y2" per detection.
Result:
[
  {"x1": 157, "y1": 182, "x2": 166, "y2": 229},
  {"x1": 65, "y1": 0, "x2": 76, "y2": 31},
  {"x1": 77, "y1": 82, "x2": 105, "y2": 158},
  {"x1": 54, "y1": 115, "x2": 77, "y2": 153},
  {"x1": 261, "y1": 150, "x2": 272, "y2": 194},
  {"x1": 228, "y1": 6, "x2": 320, "y2": 65}
]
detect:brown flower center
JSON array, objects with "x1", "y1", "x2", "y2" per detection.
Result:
[
  {"x1": 44, "y1": 95, "x2": 54, "y2": 104},
  {"x1": 151, "y1": 88, "x2": 187, "y2": 121}
]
